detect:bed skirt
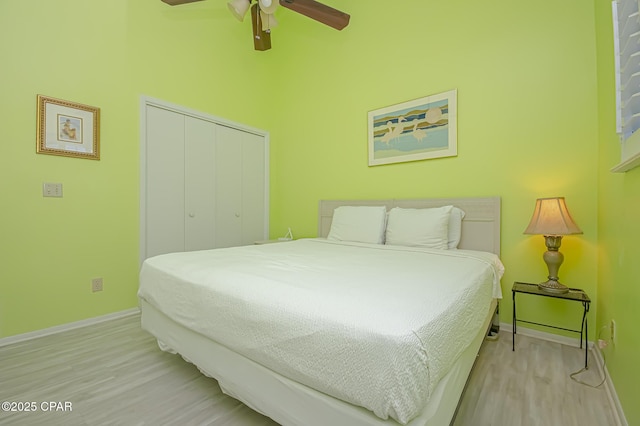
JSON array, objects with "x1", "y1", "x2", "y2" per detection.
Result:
[{"x1": 140, "y1": 298, "x2": 497, "y2": 426}]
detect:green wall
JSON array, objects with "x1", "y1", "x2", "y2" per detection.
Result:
[
  {"x1": 0, "y1": 1, "x2": 137, "y2": 335},
  {"x1": 595, "y1": 0, "x2": 640, "y2": 423},
  {"x1": 1, "y1": 0, "x2": 636, "y2": 422},
  {"x1": 0, "y1": 0, "x2": 272, "y2": 337},
  {"x1": 271, "y1": 0, "x2": 600, "y2": 336}
]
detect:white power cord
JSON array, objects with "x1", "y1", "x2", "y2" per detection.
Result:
[
  {"x1": 278, "y1": 227, "x2": 293, "y2": 241},
  {"x1": 569, "y1": 324, "x2": 609, "y2": 388}
]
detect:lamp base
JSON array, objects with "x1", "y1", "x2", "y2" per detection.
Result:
[{"x1": 538, "y1": 279, "x2": 569, "y2": 294}]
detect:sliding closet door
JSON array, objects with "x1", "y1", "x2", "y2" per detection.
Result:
[
  {"x1": 241, "y1": 132, "x2": 267, "y2": 244},
  {"x1": 215, "y1": 126, "x2": 243, "y2": 248},
  {"x1": 184, "y1": 116, "x2": 216, "y2": 252},
  {"x1": 145, "y1": 106, "x2": 185, "y2": 258},
  {"x1": 141, "y1": 97, "x2": 268, "y2": 262},
  {"x1": 215, "y1": 125, "x2": 266, "y2": 248},
  {"x1": 144, "y1": 109, "x2": 218, "y2": 257}
]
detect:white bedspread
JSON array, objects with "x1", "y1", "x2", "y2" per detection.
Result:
[{"x1": 138, "y1": 239, "x2": 504, "y2": 424}]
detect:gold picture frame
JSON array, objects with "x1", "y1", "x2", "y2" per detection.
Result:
[{"x1": 36, "y1": 95, "x2": 100, "y2": 160}]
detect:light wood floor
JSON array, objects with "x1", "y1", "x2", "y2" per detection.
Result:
[
  {"x1": 0, "y1": 313, "x2": 618, "y2": 426},
  {"x1": 453, "y1": 328, "x2": 618, "y2": 426}
]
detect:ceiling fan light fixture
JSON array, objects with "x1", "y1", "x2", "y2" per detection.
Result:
[
  {"x1": 258, "y1": 0, "x2": 278, "y2": 14},
  {"x1": 260, "y1": 9, "x2": 278, "y2": 31},
  {"x1": 227, "y1": 0, "x2": 251, "y2": 21}
]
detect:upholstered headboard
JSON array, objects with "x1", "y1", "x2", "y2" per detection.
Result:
[{"x1": 318, "y1": 197, "x2": 501, "y2": 255}]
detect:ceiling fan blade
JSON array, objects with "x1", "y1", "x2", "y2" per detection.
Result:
[
  {"x1": 279, "y1": 0, "x2": 350, "y2": 30},
  {"x1": 161, "y1": 0, "x2": 205, "y2": 5}
]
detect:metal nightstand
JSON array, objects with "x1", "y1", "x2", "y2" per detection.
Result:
[{"x1": 512, "y1": 281, "x2": 591, "y2": 368}]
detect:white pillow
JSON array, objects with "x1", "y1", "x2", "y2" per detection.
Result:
[
  {"x1": 327, "y1": 206, "x2": 387, "y2": 244},
  {"x1": 385, "y1": 206, "x2": 453, "y2": 249},
  {"x1": 448, "y1": 207, "x2": 466, "y2": 249}
]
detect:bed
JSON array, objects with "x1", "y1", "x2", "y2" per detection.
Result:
[{"x1": 138, "y1": 197, "x2": 503, "y2": 426}]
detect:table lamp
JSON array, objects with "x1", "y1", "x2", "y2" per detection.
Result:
[{"x1": 524, "y1": 197, "x2": 582, "y2": 294}]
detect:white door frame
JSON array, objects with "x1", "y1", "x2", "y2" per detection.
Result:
[{"x1": 139, "y1": 95, "x2": 270, "y2": 265}]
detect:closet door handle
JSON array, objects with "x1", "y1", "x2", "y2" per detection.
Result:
[
  {"x1": 188, "y1": 213, "x2": 195, "y2": 218},
  {"x1": 235, "y1": 213, "x2": 240, "y2": 218}
]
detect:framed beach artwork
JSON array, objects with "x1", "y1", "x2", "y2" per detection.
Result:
[
  {"x1": 36, "y1": 95, "x2": 100, "y2": 160},
  {"x1": 368, "y1": 89, "x2": 457, "y2": 166}
]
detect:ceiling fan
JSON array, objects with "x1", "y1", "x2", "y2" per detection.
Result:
[{"x1": 161, "y1": 0, "x2": 350, "y2": 51}]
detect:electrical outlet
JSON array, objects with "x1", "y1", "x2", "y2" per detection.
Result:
[
  {"x1": 611, "y1": 319, "x2": 617, "y2": 346},
  {"x1": 91, "y1": 278, "x2": 103, "y2": 292}
]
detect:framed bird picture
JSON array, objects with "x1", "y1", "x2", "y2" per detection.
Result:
[
  {"x1": 36, "y1": 95, "x2": 100, "y2": 160},
  {"x1": 368, "y1": 89, "x2": 457, "y2": 166}
]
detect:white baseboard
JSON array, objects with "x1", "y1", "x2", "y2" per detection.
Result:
[
  {"x1": 500, "y1": 322, "x2": 627, "y2": 426},
  {"x1": 499, "y1": 321, "x2": 591, "y2": 348},
  {"x1": 592, "y1": 343, "x2": 629, "y2": 426},
  {"x1": 0, "y1": 307, "x2": 140, "y2": 347}
]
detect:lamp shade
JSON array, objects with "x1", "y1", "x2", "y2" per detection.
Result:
[
  {"x1": 228, "y1": 0, "x2": 251, "y2": 21},
  {"x1": 524, "y1": 197, "x2": 583, "y2": 236},
  {"x1": 260, "y1": 10, "x2": 278, "y2": 30},
  {"x1": 258, "y1": 0, "x2": 278, "y2": 14}
]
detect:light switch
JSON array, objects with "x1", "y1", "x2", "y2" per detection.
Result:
[{"x1": 43, "y1": 183, "x2": 63, "y2": 198}]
